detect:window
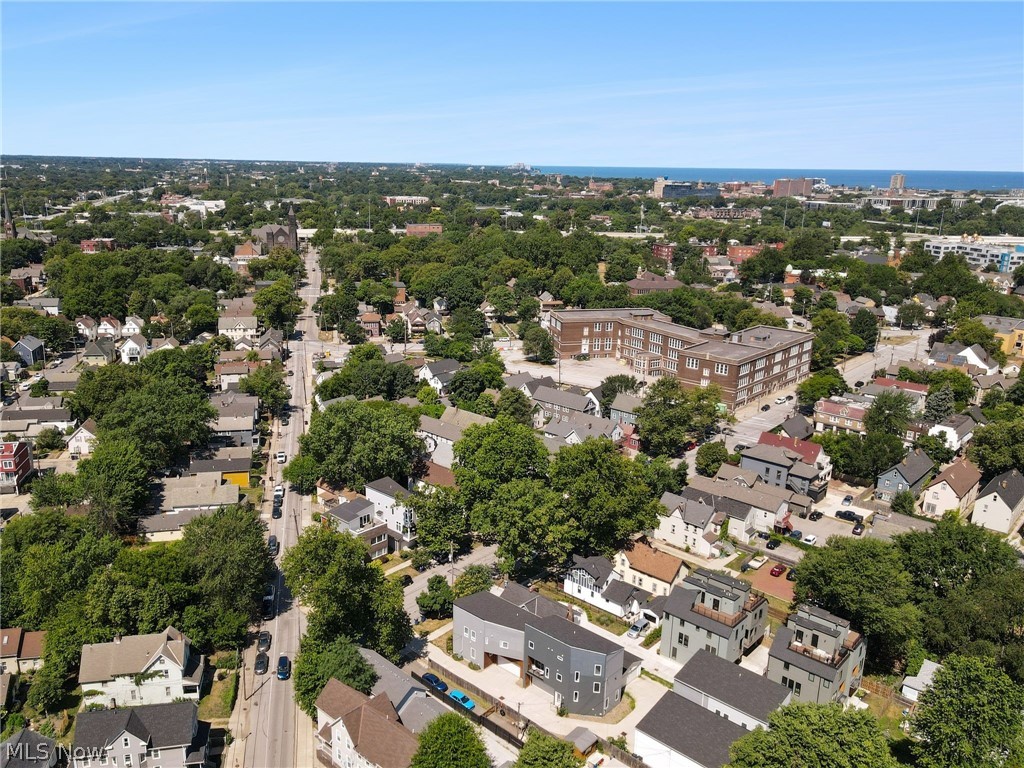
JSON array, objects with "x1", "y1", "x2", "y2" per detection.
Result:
[
  {"x1": 686, "y1": 357, "x2": 699, "y2": 369},
  {"x1": 682, "y1": 634, "x2": 689, "y2": 647},
  {"x1": 594, "y1": 323, "x2": 601, "y2": 331},
  {"x1": 556, "y1": 673, "x2": 562, "y2": 682},
  {"x1": 593, "y1": 682, "x2": 601, "y2": 693},
  {"x1": 528, "y1": 641, "x2": 534, "y2": 650},
  {"x1": 650, "y1": 332, "x2": 663, "y2": 345},
  {"x1": 470, "y1": 649, "x2": 476, "y2": 659},
  {"x1": 594, "y1": 664, "x2": 602, "y2": 675},
  {"x1": 130, "y1": 690, "x2": 136, "y2": 700},
  {"x1": 124, "y1": 758, "x2": 132, "y2": 768},
  {"x1": 605, "y1": 322, "x2": 613, "y2": 331},
  {"x1": 714, "y1": 362, "x2": 728, "y2": 375},
  {"x1": 574, "y1": 671, "x2": 580, "y2": 682},
  {"x1": 500, "y1": 641, "x2": 509, "y2": 649},
  {"x1": 1, "y1": 461, "x2": 12, "y2": 469},
  {"x1": 463, "y1": 627, "x2": 469, "y2": 637},
  {"x1": 123, "y1": 738, "x2": 130, "y2": 748},
  {"x1": 470, "y1": 630, "x2": 476, "y2": 641},
  {"x1": 149, "y1": 751, "x2": 160, "y2": 759},
  {"x1": 823, "y1": 680, "x2": 830, "y2": 689},
  {"x1": 573, "y1": 691, "x2": 579, "y2": 702}
]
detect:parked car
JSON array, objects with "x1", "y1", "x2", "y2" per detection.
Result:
[
  {"x1": 789, "y1": 529, "x2": 803, "y2": 540},
  {"x1": 852, "y1": 523, "x2": 865, "y2": 536},
  {"x1": 836, "y1": 509, "x2": 864, "y2": 524},
  {"x1": 257, "y1": 631, "x2": 272, "y2": 653},
  {"x1": 766, "y1": 539, "x2": 781, "y2": 550},
  {"x1": 842, "y1": 494, "x2": 854, "y2": 506},
  {"x1": 787, "y1": 569, "x2": 798, "y2": 582},
  {"x1": 854, "y1": 380, "x2": 865, "y2": 389},
  {"x1": 756, "y1": 531, "x2": 770, "y2": 540},
  {"x1": 760, "y1": 404, "x2": 771, "y2": 412},
  {"x1": 254, "y1": 652, "x2": 270, "y2": 675},
  {"x1": 276, "y1": 655, "x2": 291, "y2": 680},
  {"x1": 287, "y1": 369, "x2": 295, "y2": 377},
  {"x1": 268, "y1": 535, "x2": 279, "y2": 556},
  {"x1": 448, "y1": 690, "x2": 475, "y2": 710},
  {"x1": 774, "y1": 396, "x2": 787, "y2": 405},
  {"x1": 627, "y1": 617, "x2": 650, "y2": 638},
  {"x1": 276, "y1": 451, "x2": 287, "y2": 465},
  {"x1": 274, "y1": 485, "x2": 285, "y2": 498},
  {"x1": 808, "y1": 511, "x2": 824, "y2": 521},
  {"x1": 261, "y1": 598, "x2": 275, "y2": 621},
  {"x1": 770, "y1": 564, "x2": 787, "y2": 577},
  {"x1": 748, "y1": 555, "x2": 768, "y2": 570},
  {"x1": 803, "y1": 534, "x2": 818, "y2": 546},
  {"x1": 422, "y1": 673, "x2": 448, "y2": 693},
  {"x1": 281, "y1": 416, "x2": 290, "y2": 426},
  {"x1": 735, "y1": 444, "x2": 749, "y2": 452}
]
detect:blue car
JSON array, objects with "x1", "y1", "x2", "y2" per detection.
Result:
[
  {"x1": 276, "y1": 655, "x2": 291, "y2": 680},
  {"x1": 448, "y1": 689, "x2": 475, "y2": 710},
  {"x1": 422, "y1": 673, "x2": 448, "y2": 693}
]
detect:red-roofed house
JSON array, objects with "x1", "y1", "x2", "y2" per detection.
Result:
[
  {"x1": 813, "y1": 398, "x2": 867, "y2": 435},
  {"x1": 0, "y1": 627, "x2": 46, "y2": 673},
  {"x1": 757, "y1": 432, "x2": 823, "y2": 466}
]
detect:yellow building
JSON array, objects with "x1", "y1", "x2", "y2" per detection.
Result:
[
  {"x1": 978, "y1": 315, "x2": 1024, "y2": 358},
  {"x1": 188, "y1": 446, "x2": 252, "y2": 488}
]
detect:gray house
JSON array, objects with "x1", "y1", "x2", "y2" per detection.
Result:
[
  {"x1": 635, "y1": 692, "x2": 749, "y2": 768},
  {"x1": 739, "y1": 443, "x2": 830, "y2": 502},
  {"x1": 12, "y1": 335, "x2": 44, "y2": 367},
  {"x1": 660, "y1": 569, "x2": 768, "y2": 667},
  {"x1": 609, "y1": 392, "x2": 643, "y2": 425},
  {"x1": 767, "y1": 604, "x2": 866, "y2": 705},
  {"x1": 524, "y1": 615, "x2": 631, "y2": 716},
  {"x1": 1, "y1": 729, "x2": 58, "y2": 768},
  {"x1": 452, "y1": 591, "x2": 532, "y2": 675},
  {"x1": 71, "y1": 702, "x2": 209, "y2": 768},
  {"x1": 674, "y1": 649, "x2": 791, "y2": 731},
  {"x1": 875, "y1": 448, "x2": 934, "y2": 502}
]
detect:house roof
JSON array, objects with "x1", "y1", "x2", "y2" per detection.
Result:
[
  {"x1": 769, "y1": 626, "x2": 842, "y2": 682},
  {"x1": 781, "y1": 414, "x2": 814, "y2": 440},
  {"x1": 417, "y1": 415, "x2": 463, "y2": 443},
  {"x1": 610, "y1": 392, "x2": 643, "y2": 414},
  {"x1": 1, "y1": 728, "x2": 56, "y2": 768},
  {"x1": 156, "y1": 473, "x2": 241, "y2": 511},
  {"x1": 356, "y1": 647, "x2": 446, "y2": 734},
  {"x1": 570, "y1": 554, "x2": 615, "y2": 585},
  {"x1": 637, "y1": 691, "x2": 748, "y2": 768},
  {"x1": 675, "y1": 649, "x2": 790, "y2": 723},
  {"x1": 424, "y1": 359, "x2": 461, "y2": 377},
  {"x1": 980, "y1": 469, "x2": 1024, "y2": 511},
  {"x1": 620, "y1": 539, "x2": 683, "y2": 584},
  {"x1": 189, "y1": 446, "x2": 252, "y2": 475},
  {"x1": 13, "y1": 335, "x2": 43, "y2": 352},
  {"x1": 903, "y1": 660, "x2": 942, "y2": 694},
  {"x1": 927, "y1": 459, "x2": 981, "y2": 498},
  {"x1": 73, "y1": 702, "x2": 200, "y2": 752},
  {"x1": 79, "y1": 626, "x2": 197, "y2": 684},
  {"x1": 872, "y1": 376, "x2": 929, "y2": 394},
  {"x1": 499, "y1": 583, "x2": 568, "y2": 619},
  {"x1": 756, "y1": 432, "x2": 821, "y2": 464},
  {"x1": 532, "y1": 385, "x2": 591, "y2": 411},
  {"x1": 316, "y1": 677, "x2": 370, "y2": 720},
  {"x1": 438, "y1": 408, "x2": 493, "y2": 430},
  {"x1": 419, "y1": 461, "x2": 456, "y2": 488},
  {"x1": 340, "y1": 693, "x2": 418, "y2": 768},
  {"x1": 454, "y1": 591, "x2": 532, "y2": 631},
  {"x1": 601, "y1": 579, "x2": 652, "y2": 608},
  {"x1": 882, "y1": 448, "x2": 934, "y2": 486},
  {"x1": 365, "y1": 477, "x2": 408, "y2": 498},
  {"x1": 527, "y1": 614, "x2": 621, "y2": 655}
]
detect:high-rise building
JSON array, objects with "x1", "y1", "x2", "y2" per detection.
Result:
[
  {"x1": 772, "y1": 178, "x2": 814, "y2": 197},
  {"x1": 890, "y1": 173, "x2": 906, "y2": 191}
]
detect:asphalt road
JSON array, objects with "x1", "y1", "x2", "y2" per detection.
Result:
[{"x1": 240, "y1": 248, "x2": 322, "y2": 768}]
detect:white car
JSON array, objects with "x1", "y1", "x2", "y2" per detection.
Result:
[
  {"x1": 774, "y1": 396, "x2": 787, "y2": 405},
  {"x1": 748, "y1": 555, "x2": 769, "y2": 570},
  {"x1": 276, "y1": 451, "x2": 287, "y2": 464},
  {"x1": 803, "y1": 534, "x2": 818, "y2": 546},
  {"x1": 273, "y1": 484, "x2": 284, "y2": 498}
]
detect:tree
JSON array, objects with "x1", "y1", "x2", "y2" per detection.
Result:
[
  {"x1": 385, "y1": 318, "x2": 407, "y2": 343},
  {"x1": 796, "y1": 367, "x2": 849, "y2": 405},
  {"x1": 913, "y1": 655, "x2": 1024, "y2": 768},
  {"x1": 850, "y1": 308, "x2": 880, "y2": 349},
  {"x1": 726, "y1": 703, "x2": 898, "y2": 768},
  {"x1": 515, "y1": 730, "x2": 583, "y2": 768},
  {"x1": 475, "y1": 479, "x2": 562, "y2": 573},
  {"x1": 810, "y1": 309, "x2": 853, "y2": 369},
  {"x1": 448, "y1": 368, "x2": 488, "y2": 407},
  {"x1": 454, "y1": 417, "x2": 549, "y2": 512},
  {"x1": 33, "y1": 426, "x2": 64, "y2": 453},
  {"x1": 452, "y1": 564, "x2": 493, "y2": 599},
  {"x1": 416, "y1": 575, "x2": 454, "y2": 619},
  {"x1": 891, "y1": 490, "x2": 916, "y2": 516},
  {"x1": 924, "y1": 384, "x2": 956, "y2": 423},
  {"x1": 695, "y1": 441, "x2": 730, "y2": 477},
  {"x1": 485, "y1": 286, "x2": 516, "y2": 320},
  {"x1": 863, "y1": 390, "x2": 913, "y2": 436},
  {"x1": 411, "y1": 712, "x2": 491, "y2": 768},
  {"x1": 635, "y1": 378, "x2": 721, "y2": 458},
  {"x1": 292, "y1": 636, "x2": 378, "y2": 717},
  {"x1": 239, "y1": 361, "x2": 290, "y2": 414},
  {"x1": 495, "y1": 387, "x2": 533, "y2": 425},
  {"x1": 947, "y1": 319, "x2": 1007, "y2": 366},
  {"x1": 283, "y1": 454, "x2": 320, "y2": 494},
  {"x1": 77, "y1": 439, "x2": 150, "y2": 534},
  {"x1": 970, "y1": 419, "x2": 1024, "y2": 479},
  {"x1": 794, "y1": 537, "x2": 919, "y2": 669},
  {"x1": 522, "y1": 325, "x2": 554, "y2": 364},
  {"x1": 897, "y1": 302, "x2": 927, "y2": 329},
  {"x1": 597, "y1": 374, "x2": 642, "y2": 418},
  {"x1": 407, "y1": 487, "x2": 471, "y2": 562},
  {"x1": 254, "y1": 278, "x2": 303, "y2": 330}
]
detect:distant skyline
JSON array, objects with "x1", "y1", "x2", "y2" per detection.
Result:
[{"x1": 3, "y1": 2, "x2": 1022, "y2": 172}]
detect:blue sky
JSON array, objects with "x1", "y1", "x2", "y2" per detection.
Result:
[{"x1": 3, "y1": 2, "x2": 1022, "y2": 170}]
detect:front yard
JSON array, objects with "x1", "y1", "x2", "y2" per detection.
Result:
[{"x1": 198, "y1": 653, "x2": 239, "y2": 723}]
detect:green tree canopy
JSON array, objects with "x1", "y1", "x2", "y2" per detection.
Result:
[
  {"x1": 695, "y1": 441, "x2": 730, "y2": 477},
  {"x1": 410, "y1": 712, "x2": 491, "y2": 768},
  {"x1": 863, "y1": 390, "x2": 913, "y2": 437},
  {"x1": 292, "y1": 636, "x2": 378, "y2": 717},
  {"x1": 635, "y1": 378, "x2": 721, "y2": 458},
  {"x1": 514, "y1": 730, "x2": 583, "y2": 768},
  {"x1": 796, "y1": 367, "x2": 849, "y2": 405},
  {"x1": 239, "y1": 361, "x2": 291, "y2": 414}
]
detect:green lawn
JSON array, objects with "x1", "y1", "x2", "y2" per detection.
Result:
[
  {"x1": 198, "y1": 671, "x2": 238, "y2": 721},
  {"x1": 535, "y1": 582, "x2": 630, "y2": 635}
]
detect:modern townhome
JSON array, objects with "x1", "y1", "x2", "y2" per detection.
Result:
[
  {"x1": 656, "y1": 491, "x2": 725, "y2": 558},
  {"x1": 314, "y1": 678, "x2": 420, "y2": 768},
  {"x1": 324, "y1": 495, "x2": 392, "y2": 560},
  {"x1": 660, "y1": 569, "x2": 769, "y2": 667},
  {"x1": 635, "y1": 691, "x2": 749, "y2": 768},
  {"x1": 875, "y1": 448, "x2": 934, "y2": 502},
  {"x1": 673, "y1": 649, "x2": 792, "y2": 730},
  {"x1": 453, "y1": 590, "x2": 639, "y2": 716},
  {"x1": 614, "y1": 538, "x2": 686, "y2": 597},
  {"x1": 78, "y1": 626, "x2": 206, "y2": 708},
  {"x1": 0, "y1": 627, "x2": 46, "y2": 674},
  {"x1": 364, "y1": 477, "x2": 416, "y2": 549},
  {"x1": 767, "y1": 605, "x2": 866, "y2": 705},
  {"x1": 971, "y1": 469, "x2": 1024, "y2": 535},
  {"x1": 740, "y1": 433, "x2": 832, "y2": 502},
  {"x1": 71, "y1": 702, "x2": 209, "y2": 768},
  {"x1": 119, "y1": 334, "x2": 148, "y2": 365},
  {"x1": 547, "y1": 308, "x2": 814, "y2": 409},
  {"x1": 920, "y1": 458, "x2": 982, "y2": 518}
]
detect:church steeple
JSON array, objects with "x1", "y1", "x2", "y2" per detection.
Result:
[{"x1": 2, "y1": 192, "x2": 16, "y2": 239}]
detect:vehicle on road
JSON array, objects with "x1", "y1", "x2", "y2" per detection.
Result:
[
  {"x1": 257, "y1": 631, "x2": 272, "y2": 653},
  {"x1": 627, "y1": 617, "x2": 649, "y2": 638},
  {"x1": 789, "y1": 529, "x2": 803, "y2": 540},
  {"x1": 448, "y1": 690, "x2": 475, "y2": 710},
  {"x1": 774, "y1": 396, "x2": 787, "y2": 404},
  {"x1": 254, "y1": 652, "x2": 270, "y2": 675},
  {"x1": 422, "y1": 673, "x2": 448, "y2": 693},
  {"x1": 276, "y1": 451, "x2": 287, "y2": 464},
  {"x1": 766, "y1": 539, "x2": 781, "y2": 550},
  {"x1": 684, "y1": 441, "x2": 698, "y2": 452},
  {"x1": 756, "y1": 531, "x2": 770, "y2": 540},
  {"x1": 287, "y1": 370, "x2": 295, "y2": 376},
  {"x1": 770, "y1": 564, "x2": 786, "y2": 577},
  {"x1": 272, "y1": 505, "x2": 282, "y2": 519},
  {"x1": 760, "y1": 404, "x2": 771, "y2": 412},
  {"x1": 808, "y1": 511, "x2": 824, "y2": 521},
  {"x1": 281, "y1": 416, "x2": 289, "y2": 426},
  {"x1": 836, "y1": 509, "x2": 864, "y2": 524},
  {"x1": 748, "y1": 555, "x2": 768, "y2": 570},
  {"x1": 735, "y1": 444, "x2": 749, "y2": 452},
  {"x1": 267, "y1": 535, "x2": 279, "y2": 556},
  {"x1": 842, "y1": 494, "x2": 853, "y2": 506},
  {"x1": 276, "y1": 655, "x2": 291, "y2": 680},
  {"x1": 261, "y1": 598, "x2": 275, "y2": 621},
  {"x1": 803, "y1": 534, "x2": 818, "y2": 546},
  {"x1": 852, "y1": 523, "x2": 865, "y2": 536},
  {"x1": 274, "y1": 485, "x2": 284, "y2": 498},
  {"x1": 854, "y1": 381, "x2": 865, "y2": 389}
]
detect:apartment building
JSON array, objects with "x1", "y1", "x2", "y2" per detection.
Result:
[
  {"x1": 660, "y1": 569, "x2": 768, "y2": 667},
  {"x1": 977, "y1": 315, "x2": 1024, "y2": 357},
  {"x1": 924, "y1": 236, "x2": 1024, "y2": 273},
  {"x1": 548, "y1": 308, "x2": 813, "y2": 409},
  {"x1": 767, "y1": 605, "x2": 866, "y2": 705},
  {"x1": 813, "y1": 397, "x2": 867, "y2": 435}
]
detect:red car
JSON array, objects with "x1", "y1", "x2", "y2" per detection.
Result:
[{"x1": 770, "y1": 564, "x2": 787, "y2": 577}]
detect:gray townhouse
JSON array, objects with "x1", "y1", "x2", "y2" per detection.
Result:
[
  {"x1": 767, "y1": 604, "x2": 866, "y2": 704},
  {"x1": 71, "y1": 702, "x2": 209, "y2": 768},
  {"x1": 660, "y1": 568, "x2": 768, "y2": 667},
  {"x1": 453, "y1": 588, "x2": 638, "y2": 716},
  {"x1": 609, "y1": 392, "x2": 643, "y2": 426},
  {"x1": 531, "y1": 385, "x2": 597, "y2": 426},
  {"x1": 875, "y1": 448, "x2": 934, "y2": 502},
  {"x1": 739, "y1": 440, "x2": 831, "y2": 502}
]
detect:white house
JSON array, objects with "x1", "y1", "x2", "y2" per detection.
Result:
[
  {"x1": 119, "y1": 334, "x2": 148, "y2": 364},
  {"x1": 67, "y1": 418, "x2": 99, "y2": 458},
  {"x1": 636, "y1": 691, "x2": 749, "y2": 768},
  {"x1": 314, "y1": 678, "x2": 419, "y2": 768},
  {"x1": 416, "y1": 415, "x2": 463, "y2": 469},
  {"x1": 563, "y1": 555, "x2": 636, "y2": 619},
  {"x1": 418, "y1": 359, "x2": 462, "y2": 393},
  {"x1": 656, "y1": 492, "x2": 724, "y2": 558},
  {"x1": 75, "y1": 315, "x2": 99, "y2": 341},
  {"x1": 902, "y1": 660, "x2": 942, "y2": 703},
  {"x1": 97, "y1": 315, "x2": 122, "y2": 337},
  {"x1": 122, "y1": 315, "x2": 145, "y2": 337},
  {"x1": 972, "y1": 469, "x2": 1024, "y2": 535},
  {"x1": 919, "y1": 458, "x2": 982, "y2": 518},
  {"x1": 927, "y1": 414, "x2": 976, "y2": 454},
  {"x1": 217, "y1": 315, "x2": 259, "y2": 343},
  {"x1": 364, "y1": 477, "x2": 416, "y2": 547},
  {"x1": 78, "y1": 626, "x2": 206, "y2": 708}
]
